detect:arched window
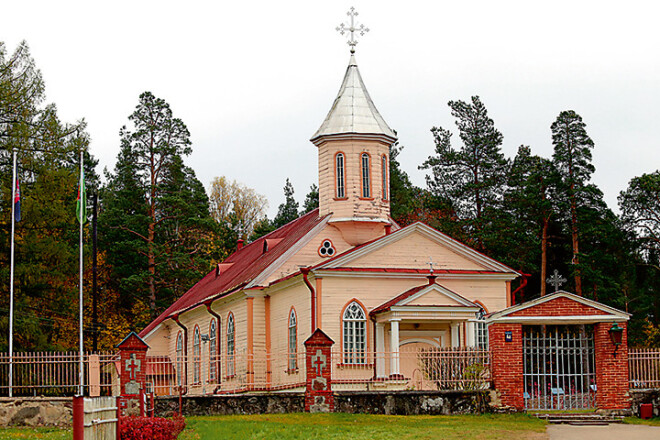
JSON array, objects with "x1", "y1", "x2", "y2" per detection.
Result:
[
  {"x1": 335, "y1": 153, "x2": 345, "y2": 198},
  {"x1": 227, "y1": 313, "x2": 235, "y2": 376},
  {"x1": 475, "y1": 308, "x2": 488, "y2": 349},
  {"x1": 176, "y1": 332, "x2": 184, "y2": 386},
  {"x1": 209, "y1": 319, "x2": 217, "y2": 381},
  {"x1": 381, "y1": 154, "x2": 388, "y2": 200},
  {"x1": 343, "y1": 301, "x2": 367, "y2": 364},
  {"x1": 193, "y1": 326, "x2": 201, "y2": 384},
  {"x1": 288, "y1": 308, "x2": 297, "y2": 371},
  {"x1": 361, "y1": 153, "x2": 371, "y2": 198}
]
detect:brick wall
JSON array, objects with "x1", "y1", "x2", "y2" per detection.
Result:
[
  {"x1": 304, "y1": 329, "x2": 334, "y2": 412},
  {"x1": 594, "y1": 321, "x2": 630, "y2": 410},
  {"x1": 509, "y1": 296, "x2": 608, "y2": 317},
  {"x1": 489, "y1": 323, "x2": 523, "y2": 409}
]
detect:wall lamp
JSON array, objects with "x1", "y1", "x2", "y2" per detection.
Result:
[{"x1": 608, "y1": 323, "x2": 624, "y2": 357}]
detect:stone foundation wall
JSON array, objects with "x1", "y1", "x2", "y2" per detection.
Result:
[
  {"x1": 0, "y1": 397, "x2": 72, "y2": 427},
  {"x1": 154, "y1": 390, "x2": 490, "y2": 417},
  {"x1": 630, "y1": 390, "x2": 660, "y2": 417}
]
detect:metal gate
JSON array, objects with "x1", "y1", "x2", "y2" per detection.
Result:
[{"x1": 523, "y1": 325, "x2": 596, "y2": 410}]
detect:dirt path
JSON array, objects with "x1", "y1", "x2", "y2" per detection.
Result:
[{"x1": 546, "y1": 423, "x2": 660, "y2": 440}]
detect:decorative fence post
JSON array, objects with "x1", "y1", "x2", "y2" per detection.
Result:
[
  {"x1": 116, "y1": 331, "x2": 149, "y2": 417},
  {"x1": 304, "y1": 329, "x2": 334, "y2": 412}
]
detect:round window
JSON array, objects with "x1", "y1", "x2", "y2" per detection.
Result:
[{"x1": 318, "y1": 239, "x2": 336, "y2": 257}]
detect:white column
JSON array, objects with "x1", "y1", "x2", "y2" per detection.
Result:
[
  {"x1": 375, "y1": 322, "x2": 386, "y2": 378},
  {"x1": 466, "y1": 321, "x2": 476, "y2": 347},
  {"x1": 451, "y1": 323, "x2": 460, "y2": 348},
  {"x1": 390, "y1": 319, "x2": 400, "y2": 376}
]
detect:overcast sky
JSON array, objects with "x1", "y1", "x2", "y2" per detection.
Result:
[{"x1": 4, "y1": 0, "x2": 658, "y2": 217}]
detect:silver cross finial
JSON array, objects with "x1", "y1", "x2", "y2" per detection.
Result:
[
  {"x1": 428, "y1": 257, "x2": 434, "y2": 275},
  {"x1": 546, "y1": 269, "x2": 567, "y2": 292},
  {"x1": 336, "y1": 7, "x2": 369, "y2": 54}
]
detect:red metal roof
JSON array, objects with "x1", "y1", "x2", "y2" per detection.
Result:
[{"x1": 140, "y1": 209, "x2": 327, "y2": 337}]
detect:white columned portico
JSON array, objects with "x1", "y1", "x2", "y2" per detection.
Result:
[
  {"x1": 375, "y1": 322, "x2": 386, "y2": 378},
  {"x1": 451, "y1": 323, "x2": 461, "y2": 348},
  {"x1": 389, "y1": 319, "x2": 401, "y2": 376}
]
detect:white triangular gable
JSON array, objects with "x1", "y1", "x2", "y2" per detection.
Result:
[
  {"x1": 317, "y1": 222, "x2": 519, "y2": 274},
  {"x1": 399, "y1": 284, "x2": 479, "y2": 308}
]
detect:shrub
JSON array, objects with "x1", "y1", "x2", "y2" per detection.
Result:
[{"x1": 120, "y1": 414, "x2": 186, "y2": 440}]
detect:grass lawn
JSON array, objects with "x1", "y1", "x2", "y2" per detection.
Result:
[
  {"x1": 179, "y1": 413, "x2": 548, "y2": 440},
  {"x1": 0, "y1": 426, "x2": 71, "y2": 439}
]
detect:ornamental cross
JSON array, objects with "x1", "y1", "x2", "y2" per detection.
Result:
[
  {"x1": 336, "y1": 7, "x2": 369, "y2": 53},
  {"x1": 546, "y1": 269, "x2": 567, "y2": 292},
  {"x1": 428, "y1": 257, "x2": 434, "y2": 274},
  {"x1": 125, "y1": 353, "x2": 141, "y2": 380},
  {"x1": 311, "y1": 349, "x2": 326, "y2": 375}
]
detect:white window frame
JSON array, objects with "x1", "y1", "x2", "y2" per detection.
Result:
[
  {"x1": 382, "y1": 154, "x2": 388, "y2": 200},
  {"x1": 176, "y1": 332, "x2": 184, "y2": 386},
  {"x1": 336, "y1": 153, "x2": 345, "y2": 198},
  {"x1": 227, "y1": 313, "x2": 235, "y2": 376},
  {"x1": 475, "y1": 308, "x2": 488, "y2": 349},
  {"x1": 361, "y1": 153, "x2": 371, "y2": 198},
  {"x1": 343, "y1": 301, "x2": 367, "y2": 364},
  {"x1": 193, "y1": 326, "x2": 201, "y2": 384},
  {"x1": 209, "y1": 319, "x2": 217, "y2": 381},
  {"x1": 288, "y1": 308, "x2": 297, "y2": 371}
]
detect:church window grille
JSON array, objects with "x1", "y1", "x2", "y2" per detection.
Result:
[
  {"x1": 382, "y1": 155, "x2": 388, "y2": 200},
  {"x1": 336, "y1": 153, "x2": 345, "y2": 198},
  {"x1": 193, "y1": 326, "x2": 201, "y2": 384},
  {"x1": 343, "y1": 301, "x2": 367, "y2": 364},
  {"x1": 209, "y1": 319, "x2": 217, "y2": 381},
  {"x1": 361, "y1": 153, "x2": 371, "y2": 198},
  {"x1": 227, "y1": 313, "x2": 235, "y2": 376},
  {"x1": 288, "y1": 308, "x2": 297, "y2": 371},
  {"x1": 176, "y1": 332, "x2": 184, "y2": 386}
]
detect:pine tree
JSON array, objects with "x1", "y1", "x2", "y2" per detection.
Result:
[
  {"x1": 273, "y1": 178, "x2": 299, "y2": 228},
  {"x1": 302, "y1": 184, "x2": 319, "y2": 214},
  {"x1": 551, "y1": 110, "x2": 595, "y2": 296},
  {"x1": 421, "y1": 96, "x2": 507, "y2": 250}
]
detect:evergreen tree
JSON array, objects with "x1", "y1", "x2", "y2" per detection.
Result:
[
  {"x1": 551, "y1": 110, "x2": 595, "y2": 296},
  {"x1": 389, "y1": 141, "x2": 418, "y2": 223},
  {"x1": 619, "y1": 171, "x2": 660, "y2": 259},
  {"x1": 273, "y1": 178, "x2": 299, "y2": 228},
  {"x1": 302, "y1": 184, "x2": 319, "y2": 214},
  {"x1": 421, "y1": 96, "x2": 507, "y2": 250},
  {"x1": 100, "y1": 91, "x2": 217, "y2": 320}
]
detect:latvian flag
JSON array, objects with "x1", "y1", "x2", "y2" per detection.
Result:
[{"x1": 14, "y1": 178, "x2": 21, "y2": 223}]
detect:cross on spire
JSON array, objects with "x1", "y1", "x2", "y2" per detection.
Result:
[
  {"x1": 428, "y1": 257, "x2": 434, "y2": 275},
  {"x1": 336, "y1": 7, "x2": 369, "y2": 54},
  {"x1": 546, "y1": 269, "x2": 567, "y2": 292}
]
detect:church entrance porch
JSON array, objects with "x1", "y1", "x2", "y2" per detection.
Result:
[{"x1": 523, "y1": 325, "x2": 596, "y2": 410}]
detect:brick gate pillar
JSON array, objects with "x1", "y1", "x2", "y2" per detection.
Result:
[
  {"x1": 116, "y1": 331, "x2": 149, "y2": 416},
  {"x1": 594, "y1": 322, "x2": 630, "y2": 410},
  {"x1": 304, "y1": 329, "x2": 334, "y2": 412},
  {"x1": 489, "y1": 323, "x2": 524, "y2": 410}
]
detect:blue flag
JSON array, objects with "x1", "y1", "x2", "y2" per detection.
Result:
[{"x1": 14, "y1": 178, "x2": 20, "y2": 223}]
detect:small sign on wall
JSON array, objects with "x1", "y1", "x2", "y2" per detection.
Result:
[{"x1": 505, "y1": 331, "x2": 513, "y2": 342}]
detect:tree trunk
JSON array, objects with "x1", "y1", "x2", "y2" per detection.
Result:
[
  {"x1": 570, "y1": 192, "x2": 582, "y2": 295},
  {"x1": 541, "y1": 217, "x2": 549, "y2": 296}
]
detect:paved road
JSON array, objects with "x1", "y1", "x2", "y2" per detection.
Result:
[{"x1": 547, "y1": 423, "x2": 660, "y2": 439}]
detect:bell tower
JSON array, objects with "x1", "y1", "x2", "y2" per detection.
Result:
[{"x1": 310, "y1": 8, "x2": 397, "y2": 246}]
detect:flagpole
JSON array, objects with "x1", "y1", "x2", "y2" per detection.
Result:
[
  {"x1": 8, "y1": 149, "x2": 17, "y2": 398},
  {"x1": 79, "y1": 149, "x2": 84, "y2": 396}
]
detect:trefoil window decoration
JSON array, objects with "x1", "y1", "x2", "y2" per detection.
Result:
[
  {"x1": 475, "y1": 308, "x2": 488, "y2": 349},
  {"x1": 209, "y1": 319, "x2": 217, "y2": 381},
  {"x1": 343, "y1": 301, "x2": 367, "y2": 364},
  {"x1": 381, "y1": 154, "x2": 388, "y2": 200},
  {"x1": 336, "y1": 153, "x2": 345, "y2": 198},
  {"x1": 193, "y1": 326, "x2": 201, "y2": 384},
  {"x1": 227, "y1": 313, "x2": 235, "y2": 376},
  {"x1": 288, "y1": 308, "x2": 297, "y2": 371},
  {"x1": 176, "y1": 332, "x2": 184, "y2": 386},
  {"x1": 361, "y1": 153, "x2": 371, "y2": 198},
  {"x1": 318, "y1": 239, "x2": 336, "y2": 257}
]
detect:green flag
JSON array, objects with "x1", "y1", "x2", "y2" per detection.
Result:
[{"x1": 76, "y1": 167, "x2": 86, "y2": 224}]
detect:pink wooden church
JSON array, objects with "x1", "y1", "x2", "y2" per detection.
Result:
[{"x1": 136, "y1": 23, "x2": 631, "y2": 413}]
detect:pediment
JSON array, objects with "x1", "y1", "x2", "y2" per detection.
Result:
[
  {"x1": 317, "y1": 222, "x2": 518, "y2": 275},
  {"x1": 372, "y1": 282, "x2": 480, "y2": 315}
]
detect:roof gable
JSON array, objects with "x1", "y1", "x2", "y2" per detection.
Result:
[
  {"x1": 317, "y1": 222, "x2": 519, "y2": 275},
  {"x1": 487, "y1": 291, "x2": 631, "y2": 323},
  {"x1": 371, "y1": 281, "x2": 479, "y2": 315}
]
